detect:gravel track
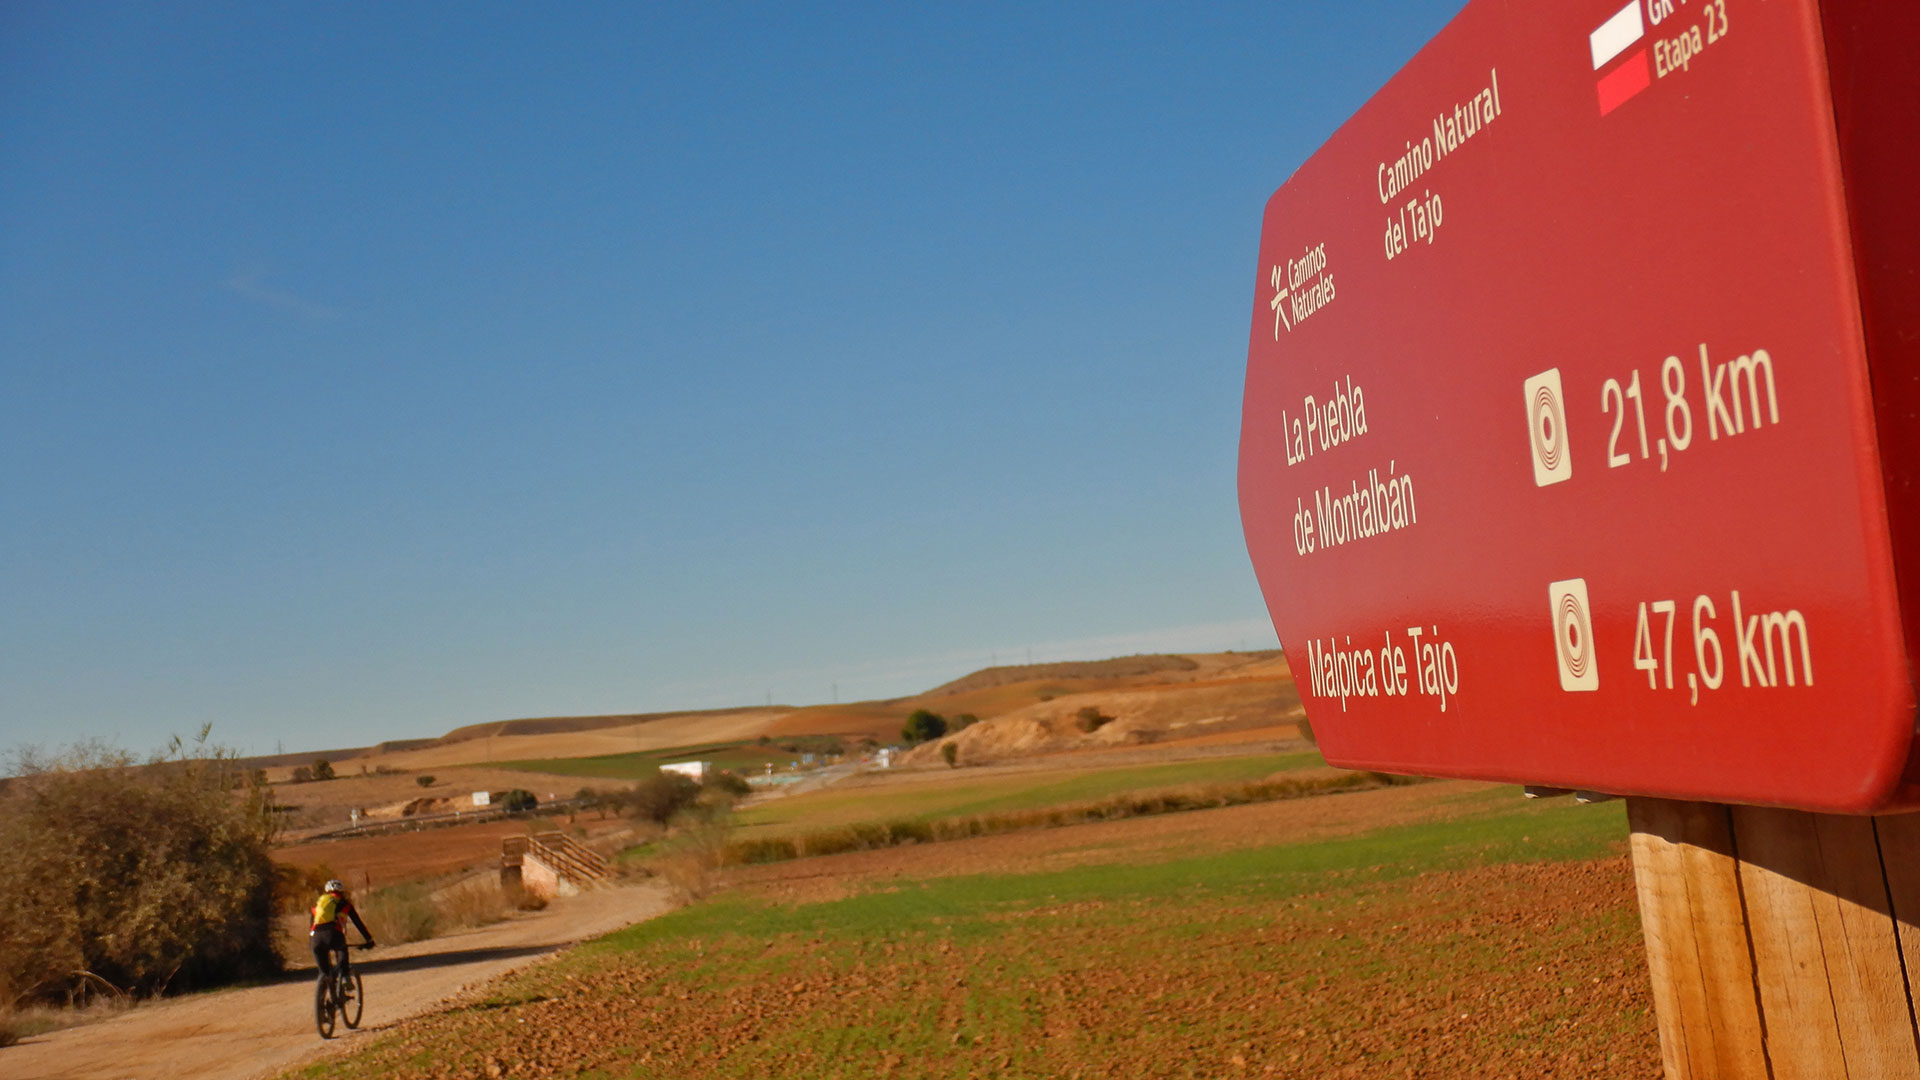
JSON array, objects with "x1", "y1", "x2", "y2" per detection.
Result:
[{"x1": 2, "y1": 882, "x2": 674, "y2": 1080}]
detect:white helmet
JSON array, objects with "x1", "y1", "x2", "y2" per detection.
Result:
[{"x1": 324, "y1": 879, "x2": 345, "y2": 893}]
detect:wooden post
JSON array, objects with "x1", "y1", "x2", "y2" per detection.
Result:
[{"x1": 1628, "y1": 798, "x2": 1920, "y2": 1079}]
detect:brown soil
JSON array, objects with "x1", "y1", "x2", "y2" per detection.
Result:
[
  {"x1": 275, "y1": 814, "x2": 641, "y2": 890},
  {"x1": 0, "y1": 883, "x2": 676, "y2": 1080}
]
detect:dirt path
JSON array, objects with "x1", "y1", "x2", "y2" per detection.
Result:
[{"x1": 3, "y1": 882, "x2": 675, "y2": 1080}]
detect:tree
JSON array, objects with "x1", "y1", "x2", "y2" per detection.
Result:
[
  {"x1": 501, "y1": 788, "x2": 538, "y2": 812},
  {"x1": 902, "y1": 709, "x2": 947, "y2": 744},
  {"x1": 310, "y1": 758, "x2": 335, "y2": 782},
  {"x1": 950, "y1": 713, "x2": 980, "y2": 733},
  {"x1": 290, "y1": 765, "x2": 312, "y2": 783},
  {"x1": 415, "y1": 774, "x2": 436, "y2": 788},
  {"x1": 940, "y1": 743, "x2": 959, "y2": 768}
]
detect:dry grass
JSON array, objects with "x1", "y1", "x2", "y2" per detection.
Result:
[
  {"x1": 354, "y1": 876, "x2": 539, "y2": 945},
  {"x1": 647, "y1": 814, "x2": 737, "y2": 903},
  {"x1": 0, "y1": 996, "x2": 135, "y2": 1047}
]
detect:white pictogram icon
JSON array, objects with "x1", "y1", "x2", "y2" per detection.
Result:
[
  {"x1": 1269, "y1": 264, "x2": 1290, "y2": 338},
  {"x1": 1524, "y1": 367, "x2": 1572, "y2": 487},
  {"x1": 1549, "y1": 577, "x2": 1599, "y2": 691}
]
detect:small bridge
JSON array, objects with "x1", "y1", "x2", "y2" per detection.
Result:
[{"x1": 502, "y1": 831, "x2": 613, "y2": 897}]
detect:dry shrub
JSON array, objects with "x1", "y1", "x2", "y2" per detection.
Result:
[
  {"x1": 650, "y1": 808, "x2": 736, "y2": 902},
  {"x1": 0, "y1": 731, "x2": 281, "y2": 1003},
  {"x1": 0, "y1": 1005, "x2": 20, "y2": 1048},
  {"x1": 356, "y1": 884, "x2": 440, "y2": 944},
  {"x1": 347, "y1": 874, "x2": 555, "y2": 947},
  {"x1": 434, "y1": 875, "x2": 548, "y2": 928},
  {"x1": 432, "y1": 881, "x2": 507, "y2": 932}
]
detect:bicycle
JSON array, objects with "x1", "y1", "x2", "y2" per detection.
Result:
[{"x1": 314, "y1": 942, "x2": 371, "y2": 1039}]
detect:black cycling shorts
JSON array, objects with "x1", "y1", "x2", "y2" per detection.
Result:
[{"x1": 310, "y1": 924, "x2": 348, "y2": 976}]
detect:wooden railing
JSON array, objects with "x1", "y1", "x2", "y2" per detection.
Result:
[{"x1": 511, "y1": 831, "x2": 611, "y2": 888}]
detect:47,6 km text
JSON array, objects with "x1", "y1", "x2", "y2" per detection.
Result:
[{"x1": 1631, "y1": 589, "x2": 1812, "y2": 706}]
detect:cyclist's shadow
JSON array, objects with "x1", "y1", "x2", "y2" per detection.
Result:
[{"x1": 274, "y1": 943, "x2": 559, "y2": 985}]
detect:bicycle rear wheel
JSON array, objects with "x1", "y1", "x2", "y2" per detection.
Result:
[
  {"x1": 341, "y1": 970, "x2": 364, "y2": 1029},
  {"x1": 314, "y1": 976, "x2": 336, "y2": 1039}
]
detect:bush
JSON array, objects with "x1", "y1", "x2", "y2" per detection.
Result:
[
  {"x1": 940, "y1": 743, "x2": 959, "y2": 768},
  {"x1": 499, "y1": 789, "x2": 538, "y2": 812},
  {"x1": 0, "y1": 731, "x2": 281, "y2": 1002},
  {"x1": 627, "y1": 772, "x2": 701, "y2": 825},
  {"x1": 290, "y1": 766, "x2": 312, "y2": 783},
  {"x1": 902, "y1": 709, "x2": 947, "y2": 744},
  {"x1": 702, "y1": 771, "x2": 752, "y2": 798},
  {"x1": 415, "y1": 775, "x2": 436, "y2": 788},
  {"x1": 949, "y1": 713, "x2": 979, "y2": 733},
  {"x1": 311, "y1": 759, "x2": 335, "y2": 782},
  {"x1": 1075, "y1": 706, "x2": 1113, "y2": 733}
]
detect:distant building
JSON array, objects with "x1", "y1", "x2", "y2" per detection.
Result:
[{"x1": 661, "y1": 761, "x2": 708, "y2": 781}]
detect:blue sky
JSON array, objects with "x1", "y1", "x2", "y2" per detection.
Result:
[{"x1": 1, "y1": 1, "x2": 1462, "y2": 756}]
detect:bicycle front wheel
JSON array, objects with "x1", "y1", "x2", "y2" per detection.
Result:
[
  {"x1": 314, "y1": 976, "x2": 336, "y2": 1039},
  {"x1": 341, "y1": 970, "x2": 364, "y2": 1029}
]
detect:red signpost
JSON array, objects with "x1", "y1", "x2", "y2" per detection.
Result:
[
  {"x1": 1238, "y1": 0, "x2": 1918, "y2": 1075},
  {"x1": 1239, "y1": 0, "x2": 1917, "y2": 812}
]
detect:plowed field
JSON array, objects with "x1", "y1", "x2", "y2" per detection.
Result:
[{"x1": 281, "y1": 784, "x2": 1660, "y2": 1079}]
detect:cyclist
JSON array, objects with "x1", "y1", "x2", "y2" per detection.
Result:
[{"x1": 309, "y1": 879, "x2": 375, "y2": 990}]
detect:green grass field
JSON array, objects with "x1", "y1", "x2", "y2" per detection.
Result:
[
  {"x1": 292, "y1": 791, "x2": 1654, "y2": 1080},
  {"x1": 735, "y1": 750, "x2": 1327, "y2": 834}
]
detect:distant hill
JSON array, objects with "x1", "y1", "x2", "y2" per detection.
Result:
[
  {"x1": 233, "y1": 648, "x2": 1293, "y2": 770},
  {"x1": 923, "y1": 654, "x2": 1203, "y2": 696},
  {"x1": 436, "y1": 706, "x2": 776, "y2": 745},
  {"x1": 231, "y1": 745, "x2": 378, "y2": 771},
  {"x1": 769, "y1": 651, "x2": 1291, "y2": 745}
]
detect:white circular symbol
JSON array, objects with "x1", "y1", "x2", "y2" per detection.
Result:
[
  {"x1": 1532, "y1": 384, "x2": 1566, "y2": 473},
  {"x1": 1557, "y1": 591, "x2": 1591, "y2": 680}
]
